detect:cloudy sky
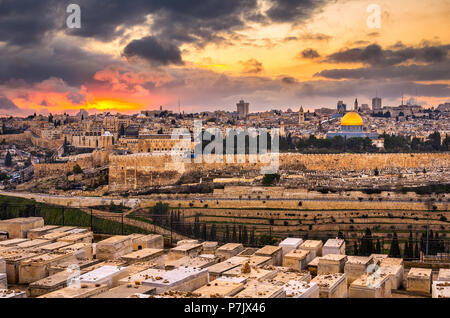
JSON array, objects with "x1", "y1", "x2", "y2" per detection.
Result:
[{"x1": 0, "y1": 0, "x2": 449, "y2": 116}]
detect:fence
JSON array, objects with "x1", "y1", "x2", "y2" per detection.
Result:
[{"x1": 0, "y1": 204, "x2": 148, "y2": 236}]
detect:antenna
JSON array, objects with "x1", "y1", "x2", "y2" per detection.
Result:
[{"x1": 178, "y1": 99, "x2": 181, "y2": 114}]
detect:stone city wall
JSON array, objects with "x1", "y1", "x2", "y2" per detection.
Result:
[{"x1": 108, "y1": 153, "x2": 450, "y2": 191}]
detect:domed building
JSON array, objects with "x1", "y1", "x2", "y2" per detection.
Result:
[{"x1": 327, "y1": 111, "x2": 378, "y2": 139}]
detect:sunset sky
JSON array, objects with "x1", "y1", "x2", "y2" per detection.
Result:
[{"x1": 0, "y1": 0, "x2": 449, "y2": 116}]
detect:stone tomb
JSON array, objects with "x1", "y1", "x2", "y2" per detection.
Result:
[
  {"x1": 344, "y1": 256, "x2": 374, "y2": 284},
  {"x1": 0, "y1": 289, "x2": 27, "y2": 298},
  {"x1": 0, "y1": 249, "x2": 40, "y2": 283},
  {"x1": 131, "y1": 234, "x2": 164, "y2": 251},
  {"x1": 437, "y1": 268, "x2": 450, "y2": 281},
  {"x1": 96, "y1": 235, "x2": 133, "y2": 261},
  {"x1": 283, "y1": 280, "x2": 319, "y2": 298},
  {"x1": 312, "y1": 273, "x2": 348, "y2": 298},
  {"x1": 39, "y1": 241, "x2": 73, "y2": 253},
  {"x1": 39, "y1": 231, "x2": 72, "y2": 242},
  {"x1": 215, "y1": 243, "x2": 244, "y2": 261},
  {"x1": 121, "y1": 248, "x2": 164, "y2": 264},
  {"x1": 282, "y1": 249, "x2": 310, "y2": 271},
  {"x1": 322, "y1": 239, "x2": 346, "y2": 256},
  {"x1": 39, "y1": 283, "x2": 108, "y2": 298},
  {"x1": 222, "y1": 263, "x2": 277, "y2": 281},
  {"x1": 194, "y1": 279, "x2": 245, "y2": 297},
  {"x1": 79, "y1": 265, "x2": 128, "y2": 288},
  {"x1": 59, "y1": 243, "x2": 93, "y2": 260},
  {"x1": 0, "y1": 273, "x2": 6, "y2": 289},
  {"x1": 318, "y1": 254, "x2": 348, "y2": 275},
  {"x1": 348, "y1": 272, "x2": 391, "y2": 298},
  {"x1": 167, "y1": 243, "x2": 203, "y2": 261},
  {"x1": 118, "y1": 267, "x2": 166, "y2": 286},
  {"x1": 27, "y1": 225, "x2": 60, "y2": 239},
  {"x1": 263, "y1": 267, "x2": 311, "y2": 285},
  {"x1": 247, "y1": 255, "x2": 272, "y2": 267},
  {"x1": 29, "y1": 270, "x2": 80, "y2": 297},
  {"x1": 0, "y1": 256, "x2": 5, "y2": 273},
  {"x1": 406, "y1": 268, "x2": 432, "y2": 294},
  {"x1": 0, "y1": 217, "x2": 44, "y2": 238},
  {"x1": 255, "y1": 245, "x2": 283, "y2": 266},
  {"x1": 207, "y1": 256, "x2": 248, "y2": 281},
  {"x1": 142, "y1": 267, "x2": 209, "y2": 294},
  {"x1": 370, "y1": 254, "x2": 388, "y2": 265},
  {"x1": 279, "y1": 238, "x2": 303, "y2": 255},
  {"x1": 377, "y1": 265, "x2": 403, "y2": 290},
  {"x1": 202, "y1": 241, "x2": 218, "y2": 254},
  {"x1": 234, "y1": 280, "x2": 286, "y2": 298},
  {"x1": 16, "y1": 239, "x2": 50, "y2": 249},
  {"x1": 48, "y1": 258, "x2": 101, "y2": 276},
  {"x1": 237, "y1": 247, "x2": 258, "y2": 257},
  {"x1": 165, "y1": 255, "x2": 218, "y2": 270},
  {"x1": 307, "y1": 256, "x2": 322, "y2": 276},
  {"x1": 18, "y1": 252, "x2": 75, "y2": 284},
  {"x1": 92, "y1": 283, "x2": 156, "y2": 298},
  {"x1": 57, "y1": 232, "x2": 93, "y2": 244},
  {"x1": 432, "y1": 281, "x2": 450, "y2": 298},
  {"x1": 299, "y1": 240, "x2": 323, "y2": 263},
  {"x1": 0, "y1": 238, "x2": 29, "y2": 247}
]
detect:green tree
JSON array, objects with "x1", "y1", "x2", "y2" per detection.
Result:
[
  {"x1": 262, "y1": 173, "x2": 280, "y2": 186},
  {"x1": 201, "y1": 223, "x2": 207, "y2": 241},
  {"x1": 210, "y1": 224, "x2": 216, "y2": 241},
  {"x1": 232, "y1": 224, "x2": 237, "y2": 243},
  {"x1": 258, "y1": 234, "x2": 275, "y2": 246},
  {"x1": 376, "y1": 239, "x2": 382, "y2": 254},
  {"x1": 4, "y1": 151, "x2": 12, "y2": 167},
  {"x1": 389, "y1": 232, "x2": 401, "y2": 258},
  {"x1": 73, "y1": 164, "x2": 83, "y2": 174},
  {"x1": 242, "y1": 226, "x2": 248, "y2": 245},
  {"x1": 249, "y1": 227, "x2": 256, "y2": 246}
]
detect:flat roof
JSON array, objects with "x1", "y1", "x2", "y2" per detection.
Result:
[
  {"x1": 324, "y1": 239, "x2": 345, "y2": 248},
  {"x1": 217, "y1": 243, "x2": 243, "y2": 251},
  {"x1": 408, "y1": 268, "x2": 432, "y2": 278},
  {"x1": 300, "y1": 240, "x2": 323, "y2": 249},
  {"x1": 195, "y1": 280, "x2": 245, "y2": 297},
  {"x1": 256, "y1": 245, "x2": 282, "y2": 256}
]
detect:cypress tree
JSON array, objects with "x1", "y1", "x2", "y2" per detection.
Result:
[
  {"x1": 238, "y1": 225, "x2": 243, "y2": 243},
  {"x1": 414, "y1": 242, "x2": 420, "y2": 259},
  {"x1": 404, "y1": 241, "x2": 410, "y2": 259},
  {"x1": 5, "y1": 151, "x2": 12, "y2": 167},
  {"x1": 210, "y1": 224, "x2": 216, "y2": 241},
  {"x1": 232, "y1": 224, "x2": 237, "y2": 243},
  {"x1": 201, "y1": 223, "x2": 207, "y2": 241},
  {"x1": 353, "y1": 241, "x2": 359, "y2": 256},
  {"x1": 249, "y1": 227, "x2": 256, "y2": 246},
  {"x1": 408, "y1": 231, "x2": 414, "y2": 259},
  {"x1": 242, "y1": 226, "x2": 248, "y2": 245},
  {"x1": 225, "y1": 225, "x2": 230, "y2": 242},
  {"x1": 376, "y1": 239, "x2": 381, "y2": 254},
  {"x1": 389, "y1": 232, "x2": 401, "y2": 258}
]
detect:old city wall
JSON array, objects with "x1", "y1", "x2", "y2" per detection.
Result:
[
  {"x1": 108, "y1": 153, "x2": 450, "y2": 191},
  {"x1": 33, "y1": 150, "x2": 111, "y2": 178},
  {"x1": 0, "y1": 132, "x2": 31, "y2": 143}
]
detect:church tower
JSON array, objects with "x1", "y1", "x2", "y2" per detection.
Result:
[
  {"x1": 298, "y1": 106, "x2": 304, "y2": 124},
  {"x1": 354, "y1": 98, "x2": 359, "y2": 111}
]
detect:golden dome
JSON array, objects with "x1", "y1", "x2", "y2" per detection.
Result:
[{"x1": 341, "y1": 112, "x2": 363, "y2": 126}]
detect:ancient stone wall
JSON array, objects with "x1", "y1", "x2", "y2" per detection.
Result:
[{"x1": 108, "y1": 153, "x2": 450, "y2": 191}]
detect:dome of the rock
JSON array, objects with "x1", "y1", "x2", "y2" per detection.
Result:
[{"x1": 341, "y1": 112, "x2": 363, "y2": 126}]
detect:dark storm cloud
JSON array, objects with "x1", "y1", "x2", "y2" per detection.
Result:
[
  {"x1": 266, "y1": 0, "x2": 327, "y2": 22},
  {"x1": 300, "y1": 48, "x2": 320, "y2": 59},
  {"x1": 315, "y1": 61, "x2": 450, "y2": 81},
  {"x1": 0, "y1": 0, "x2": 65, "y2": 45},
  {"x1": 122, "y1": 36, "x2": 183, "y2": 66},
  {"x1": 0, "y1": 40, "x2": 116, "y2": 85},
  {"x1": 326, "y1": 43, "x2": 450, "y2": 66},
  {"x1": 0, "y1": 95, "x2": 20, "y2": 111},
  {"x1": 281, "y1": 76, "x2": 298, "y2": 84}
]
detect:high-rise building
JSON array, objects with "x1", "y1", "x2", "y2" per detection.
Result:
[
  {"x1": 372, "y1": 97, "x2": 382, "y2": 113},
  {"x1": 236, "y1": 100, "x2": 249, "y2": 118}
]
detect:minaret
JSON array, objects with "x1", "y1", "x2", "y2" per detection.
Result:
[
  {"x1": 354, "y1": 98, "x2": 359, "y2": 111},
  {"x1": 298, "y1": 106, "x2": 304, "y2": 124}
]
